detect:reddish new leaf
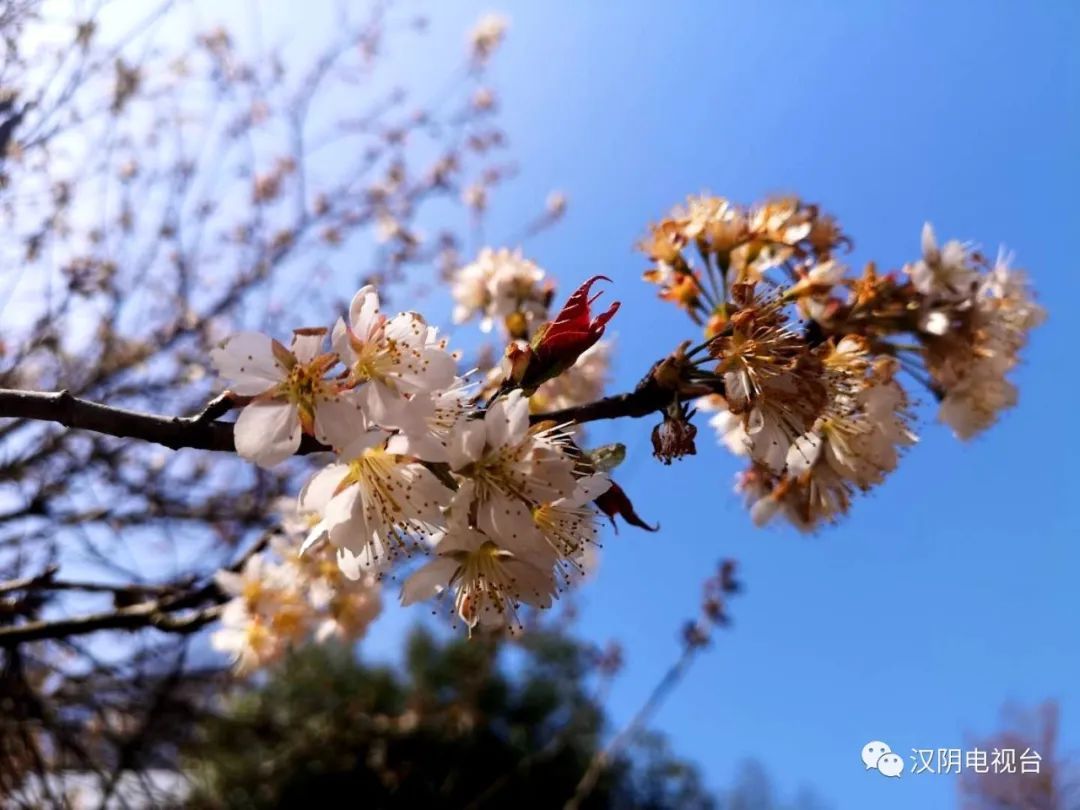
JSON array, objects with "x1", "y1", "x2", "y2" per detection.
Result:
[
  {"x1": 595, "y1": 480, "x2": 658, "y2": 533},
  {"x1": 519, "y1": 275, "x2": 620, "y2": 391}
]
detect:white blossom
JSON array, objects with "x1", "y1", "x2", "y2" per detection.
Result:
[
  {"x1": 210, "y1": 328, "x2": 364, "y2": 466},
  {"x1": 447, "y1": 390, "x2": 576, "y2": 557},
  {"x1": 401, "y1": 525, "x2": 555, "y2": 632},
  {"x1": 332, "y1": 285, "x2": 457, "y2": 434},
  {"x1": 300, "y1": 429, "x2": 452, "y2": 571}
]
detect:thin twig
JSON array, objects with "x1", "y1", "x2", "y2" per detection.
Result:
[
  {"x1": 0, "y1": 600, "x2": 223, "y2": 646},
  {"x1": 564, "y1": 645, "x2": 700, "y2": 810}
]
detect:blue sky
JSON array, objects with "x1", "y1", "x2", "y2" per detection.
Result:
[
  {"x1": 374, "y1": 3, "x2": 1079, "y2": 807},
  {"x1": 126, "y1": 1, "x2": 1077, "y2": 806}
]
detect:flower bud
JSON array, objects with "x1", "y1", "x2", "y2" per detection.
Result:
[{"x1": 501, "y1": 340, "x2": 532, "y2": 386}]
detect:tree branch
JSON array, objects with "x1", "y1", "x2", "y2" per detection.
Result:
[
  {"x1": 529, "y1": 373, "x2": 671, "y2": 426},
  {"x1": 0, "y1": 388, "x2": 329, "y2": 454},
  {"x1": 0, "y1": 374, "x2": 676, "y2": 457},
  {"x1": 0, "y1": 601, "x2": 223, "y2": 646},
  {"x1": 0, "y1": 533, "x2": 271, "y2": 647}
]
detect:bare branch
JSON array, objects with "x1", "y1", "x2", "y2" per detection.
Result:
[
  {"x1": 0, "y1": 601, "x2": 222, "y2": 647},
  {"x1": 0, "y1": 374, "x2": 676, "y2": 457},
  {"x1": 0, "y1": 389, "x2": 329, "y2": 454}
]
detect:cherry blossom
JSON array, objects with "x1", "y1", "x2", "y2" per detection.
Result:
[{"x1": 210, "y1": 328, "x2": 364, "y2": 465}]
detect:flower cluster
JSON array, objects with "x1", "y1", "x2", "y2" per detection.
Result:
[
  {"x1": 205, "y1": 192, "x2": 1041, "y2": 670},
  {"x1": 210, "y1": 280, "x2": 619, "y2": 662},
  {"x1": 212, "y1": 502, "x2": 382, "y2": 674},
  {"x1": 451, "y1": 247, "x2": 552, "y2": 336},
  {"x1": 639, "y1": 194, "x2": 1042, "y2": 530}
]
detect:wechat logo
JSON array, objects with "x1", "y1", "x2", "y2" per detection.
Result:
[{"x1": 862, "y1": 740, "x2": 904, "y2": 778}]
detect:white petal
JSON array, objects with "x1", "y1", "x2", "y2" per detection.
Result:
[
  {"x1": 503, "y1": 557, "x2": 556, "y2": 608},
  {"x1": 291, "y1": 331, "x2": 326, "y2": 364},
  {"x1": 750, "y1": 496, "x2": 780, "y2": 527},
  {"x1": 920, "y1": 310, "x2": 950, "y2": 336},
  {"x1": 447, "y1": 420, "x2": 486, "y2": 470},
  {"x1": 210, "y1": 332, "x2": 284, "y2": 395},
  {"x1": 386, "y1": 431, "x2": 449, "y2": 463},
  {"x1": 724, "y1": 369, "x2": 752, "y2": 411},
  {"x1": 400, "y1": 557, "x2": 459, "y2": 604},
  {"x1": 299, "y1": 521, "x2": 328, "y2": 556},
  {"x1": 485, "y1": 390, "x2": 528, "y2": 448},
  {"x1": 324, "y1": 485, "x2": 362, "y2": 536},
  {"x1": 339, "y1": 427, "x2": 389, "y2": 461},
  {"x1": 569, "y1": 473, "x2": 611, "y2": 505},
  {"x1": 478, "y1": 493, "x2": 549, "y2": 559},
  {"x1": 337, "y1": 548, "x2": 365, "y2": 581},
  {"x1": 401, "y1": 345, "x2": 457, "y2": 393},
  {"x1": 299, "y1": 464, "x2": 348, "y2": 513},
  {"x1": 213, "y1": 570, "x2": 244, "y2": 597},
  {"x1": 360, "y1": 383, "x2": 428, "y2": 434},
  {"x1": 313, "y1": 390, "x2": 368, "y2": 449},
  {"x1": 331, "y1": 317, "x2": 351, "y2": 361},
  {"x1": 921, "y1": 222, "x2": 938, "y2": 260},
  {"x1": 785, "y1": 433, "x2": 822, "y2": 475},
  {"x1": 233, "y1": 401, "x2": 301, "y2": 467},
  {"x1": 348, "y1": 285, "x2": 381, "y2": 335}
]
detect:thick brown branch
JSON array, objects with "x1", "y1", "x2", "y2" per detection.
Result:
[
  {"x1": 0, "y1": 377, "x2": 675, "y2": 457},
  {"x1": 0, "y1": 388, "x2": 329, "y2": 454},
  {"x1": 530, "y1": 374, "x2": 671, "y2": 426}
]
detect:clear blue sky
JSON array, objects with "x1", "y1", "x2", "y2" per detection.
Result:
[
  {"x1": 197, "y1": 2, "x2": 1078, "y2": 807},
  {"x1": 377, "y1": 3, "x2": 1079, "y2": 807}
]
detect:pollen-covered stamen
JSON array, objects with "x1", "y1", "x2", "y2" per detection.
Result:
[
  {"x1": 273, "y1": 353, "x2": 339, "y2": 433},
  {"x1": 345, "y1": 319, "x2": 391, "y2": 384},
  {"x1": 449, "y1": 541, "x2": 542, "y2": 632},
  {"x1": 531, "y1": 501, "x2": 595, "y2": 558},
  {"x1": 334, "y1": 446, "x2": 439, "y2": 558}
]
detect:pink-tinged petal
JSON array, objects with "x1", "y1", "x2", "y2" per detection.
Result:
[
  {"x1": 400, "y1": 557, "x2": 459, "y2": 605},
  {"x1": 290, "y1": 329, "x2": 327, "y2": 364},
  {"x1": 233, "y1": 401, "x2": 301, "y2": 467},
  {"x1": 210, "y1": 332, "x2": 284, "y2": 395},
  {"x1": 447, "y1": 420, "x2": 486, "y2": 470},
  {"x1": 313, "y1": 391, "x2": 368, "y2": 449}
]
